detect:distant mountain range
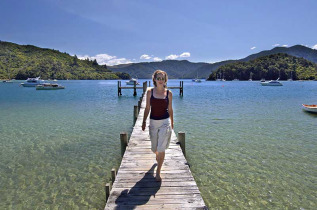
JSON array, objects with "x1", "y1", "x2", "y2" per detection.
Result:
[{"x1": 109, "y1": 45, "x2": 317, "y2": 79}]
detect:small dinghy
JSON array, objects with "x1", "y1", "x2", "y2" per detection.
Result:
[{"x1": 302, "y1": 104, "x2": 317, "y2": 113}]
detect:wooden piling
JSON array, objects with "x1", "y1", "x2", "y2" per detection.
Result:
[
  {"x1": 117, "y1": 81, "x2": 122, "y2": 96},
  {"x1": 133, "y1": 81, "x2": 137, "y2": 96},
  {"x1": 178, "y1": 131, "x2": 186, "y2": 157},
  {"x1": 120, "y1": 132, "x2": 128, "y2": 157},
  {"x1": 143, "y1": 81, "x2": 147, "y2": 93},
  {"x1": 105, "y1": 183, "x2": 111, "y2": 201},
  {"x1": 133, "y1": 105, "x2": 138, "y2": 124},
  {"x1": 138, "y1": 100, "x2": 141, "y2": 112},
  {"x1": 111, "y1": 168, "x2": 116, "y2": 184}
]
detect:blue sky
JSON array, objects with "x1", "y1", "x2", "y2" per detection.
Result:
[{"x1": 1, "y1": 0, "x2": 316, "y2": 65}]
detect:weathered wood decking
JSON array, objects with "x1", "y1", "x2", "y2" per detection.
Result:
[{"x1": 105, "y1": 88, "x2": 207, "y2": 209}]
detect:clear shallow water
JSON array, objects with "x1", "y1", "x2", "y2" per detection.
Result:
[{"x1": 0, "y1": 80, "x2": 316, "y2": 209}]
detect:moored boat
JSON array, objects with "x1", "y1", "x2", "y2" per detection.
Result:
[
  {"x1": 302, "y1": 104, "x2": 317, "y2": 113},
  {"x1": 36, "y1": 83, "x2": 65, "y2": 90},
  {"x1": 126, "y1": 78, "x2": 139, "y2": 85},
  {"x1": 2, "y1": 80, "x2": 13, "y2": 83},
  {"x1": 261, "y1": 78, "x2": 283, "y2": 86},
  {"x1": 20, "y1": 77, "x2": 44, "y2": 87}
]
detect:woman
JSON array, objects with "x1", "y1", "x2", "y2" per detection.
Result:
[{"x1": 142, "y1": 70, "x2": 173, "y2": 182}]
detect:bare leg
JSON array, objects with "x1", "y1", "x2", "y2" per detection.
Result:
[
  {"x1": 156, "y1": 151, "x2": 165, "y2": 181},
  {"x1": 153, "y1": 151, "x2": 158, "y2": 162}
]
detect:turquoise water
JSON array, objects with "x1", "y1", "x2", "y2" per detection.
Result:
[{"x1": 0, "y1": 80, "x2": 316, "y2": 209}]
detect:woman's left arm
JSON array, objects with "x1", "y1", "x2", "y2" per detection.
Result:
[{"x1": 168, "y1": 90, "x2": 174, "y2": 129}]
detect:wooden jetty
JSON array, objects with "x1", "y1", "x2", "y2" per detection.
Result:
[
  {"x1": 118, "y1": 81, "x2": 183, "y2": 96},
  {"x1": 105, "y1": 85, "x2": 207, "y2": 209}
]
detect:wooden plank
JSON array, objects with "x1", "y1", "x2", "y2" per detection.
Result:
[{"x1": 105, "y1": 87, "x2": 206, "y2": 209}]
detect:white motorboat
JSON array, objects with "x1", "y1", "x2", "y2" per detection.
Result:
[
  {"x1": 36, "y1": 83, "x2": 65, "y2": 90},
  {"x1": 261, "y1": 78, "x2": 283, "y2": 86},
  {"x1": 302, "y1": 104, "x2": 317, "y2": 113},
  {"x1": 126, "y1": 78, "x2": 139, "y2": 85},
  {"x1": 20, "y1": 77, "x2": 44, "y2": 87},
  {"x1": 193, "y1": 79, "x2": 202, "y2": 83}
]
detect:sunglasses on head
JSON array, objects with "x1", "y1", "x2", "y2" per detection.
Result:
[{"x1": 155, "y1": 77, "x2": 164, "y2": 81}]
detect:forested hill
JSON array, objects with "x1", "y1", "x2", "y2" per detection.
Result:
[
  {"x1": 207, "y1": 53, "x2": 317, "y2": 81},
  {"x1": 0, "y1": 41, "x2": 129, "y2": 80}
]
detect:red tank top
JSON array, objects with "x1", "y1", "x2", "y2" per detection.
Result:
[{"x1": 150, "y1": 89, "x2": 170, "y2": 120}]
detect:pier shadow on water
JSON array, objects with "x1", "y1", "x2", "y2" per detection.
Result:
[{"x1": 115, "y1": 164, "x2": 161, "y2": 209}]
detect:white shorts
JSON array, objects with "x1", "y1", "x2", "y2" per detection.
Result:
[{"x1": 149, "y1": 118, "x2": 172, "y2": 153}]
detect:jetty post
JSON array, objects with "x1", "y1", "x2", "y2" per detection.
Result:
[
  {"x1": 105, "y1": 183, "x2": 111, "y2": 202},
  {"x1": 133, "y1": 105, "x2": 138, "y2": 124},
  {"x1": 120, "y1": 132, "x2": 128, "y2": 157},
  {"x1": 133, "y1": 81, "x2": 137, "y2": 96},
  {"x1": 178, "y1": 131, "x2": 186, "y2": 157},
  {"x1": 117, "y1": 81, "x2": 122, "y2": 96},
  {"x1": 142, "y1": 81, "x2": 147, "y2": 93},
  {"x1": 111, "y1": 168, "x2": 116, "y2": 185}
]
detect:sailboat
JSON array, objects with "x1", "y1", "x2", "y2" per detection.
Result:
[
  {"x1": 2, "y1": 70, "x2": 13, "y2": 83},
  {"x1": 221, "y1": 72, "x2": 226, "y2": 81},
  {"x1": 216, "y1": 73, "x2": 221, "y2": 81},
  {"x1": 248, "y1": 72, "x2": 253, "y2": 81},
  {"x1": 287, "y1": 71, "x2": 293, "y2": 81},
  {"x1": 193, "y1": 72, "x2": 202, "y2": 83}
]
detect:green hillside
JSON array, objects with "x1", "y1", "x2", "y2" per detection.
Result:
[
  {"x1": 0, "y1": 41, "x2": 129, "y2": 80},
  {"x1": 207, "y1": 53, "x2": 317, "y2": 81}
]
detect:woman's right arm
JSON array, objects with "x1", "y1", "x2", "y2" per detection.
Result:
[{"x1": 142, "y1": 89, "x2": 151, "y2": 131}]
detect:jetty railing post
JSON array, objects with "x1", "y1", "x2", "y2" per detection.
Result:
[
  {"x1": 111, "y1": 168, "x2": 116, "y2": 185},
  {"x1": 120, "y1": 132, "x2": 128, "y2": 157},
  {"x1": 118, "y1": 81, "x2": 122, "y2": 96},
  {"x1": 105, "y1": 183, "x2": 111, "y2": 202},
  {"x1": 149, "y1": 81, "x2": 151, "y2": 87},
  {"x1": 138, "y1": 99, "x2": 141, "y2": 112},
  {"x1": 134, "y1": 105, "x2": 138, "y2": 124},
  {"x1": 181, "y1": 81, "x2": 183, "y2": 96},
  {"x1": 143, "y1": 81, "x2": 147, "y2": 94},
  {"x1": 133, "y1": 81, "x2": 137, "y2": 96},
  {"x1": 178, "y1": 132, "x2": 186, "y2": 157}
]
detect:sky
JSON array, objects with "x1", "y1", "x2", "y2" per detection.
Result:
[{"x1": 1, "y1": 0, "x2": 317, "y2": 66}]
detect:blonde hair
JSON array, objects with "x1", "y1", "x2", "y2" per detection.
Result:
[{"x1": 152, "y1": 70, "x2": 168, "y2": 87}]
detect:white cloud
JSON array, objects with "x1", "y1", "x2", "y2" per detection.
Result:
[
  {"x1": 153, "y1": 57, "x2": 162, "y2": 62},
  {"x1": 78, "y1": 54, "x2": 132, "y2": 66},
  {"x1": 180, "y1": 52, "x2": 191, "y2": 57},
  {"x1": 312, "y1": 44, "x2": 317, "y2": 50},
  {"x1": 165, "y1": 54, "x2": 179, "y2": 60},
  {"x1": 282, "y1": 45, "x2": 288, "y2": 47},
  {"x1": 250, "y1": 46, "x2": 256, "y2": 50},
  {"x1": 272, "y1": 44, "x2": 280, "y2": 47},
  {"x1": 140, "y1": 54, "x2": 151, "y2": 59}
]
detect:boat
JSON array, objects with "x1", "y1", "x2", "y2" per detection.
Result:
[
  {"x1": 248, "y1": 72, "x2": 253, "y2": 81},
  {"x1": 126, "y1": 78, "x2": 139, "y2": 85},
  {"x1": 2, "y1": 80, "x2": 13, "y2": 83},
  {"x1": 36, "y1": 83, "x2": 65, "y2": 90},
  {"x1": 20, "y1": 77, "x2": 44, "y2": 87},
  {"x1": 192, "y1": 78, "x2": 202, "y2": 82},
  {"x1": 233, "y1": 79, "x2": 239, "y2": 81},
  {"x1": 287, "y1": 71, "x2": 293, "y2": 81},
  {"x1": 260, "y1": 78, "x2": 266, "y2": 82},
  {"x1": 192, "y1": 72, "x2": 202, "y2": 83},
  {"x1": 302, "y1": 104, "x2": 317, "y2": 113},
  {"x1": 261, "y1": 78, "x2": 283, "y2": 86}
]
